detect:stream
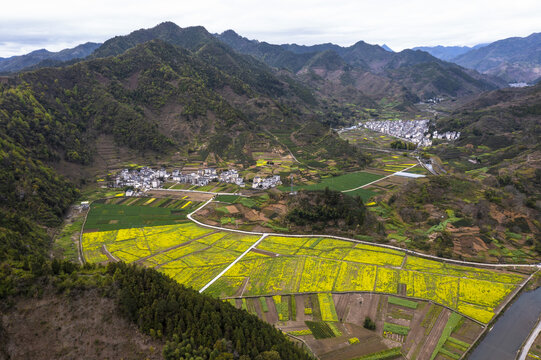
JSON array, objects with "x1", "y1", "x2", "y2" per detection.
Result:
[{"x1": 468, "y1": 286, "x2": 541, "y2": 360}]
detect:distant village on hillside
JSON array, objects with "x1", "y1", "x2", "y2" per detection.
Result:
[
  {"x1": 112, "y1": 167, "x2": 282, "y2": 192},
  {"x1": 339, "y1": 119, "x2": 460, "y2": 147}
]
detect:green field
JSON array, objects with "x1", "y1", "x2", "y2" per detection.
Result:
[
  {"x1": 388, "y1": 296, "x2": 418, "y2": 309},
  {"x1": 283, "y1": 171, "x2": 382, "y2": 201},
  {"x1": 383, "y1": 322, "x2": 410, "y2": 336},
  {"x1": 305, "y1": 321, "x2": 336, "y2": 339},
  {"x1": 84, "y1": 199, "x2": 199, "y2": 231}
]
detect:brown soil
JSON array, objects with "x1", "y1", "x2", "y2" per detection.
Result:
[
  {"x1": 345, "y1": 293, "x2": 381, "y2": 329},
  {"x1": 415, "y1": 308, "x2": 451, "y2": 360},
  {"x1": 1, "y1": 289, "x2": 163, "y2": 360},
  {"x1": 245, "y1": 209, "x2": 269, "y2": 222},
  {"x1": 226, "y1": 205, "x2": 239, "y2": 214},
  {"x1": 334, "y1": 293, "x2": 352, "y2": 322},
  {"x1": 403, "y1": 302, "x2": 431, "y2": 358},
  {"x1": 265, "y1": 297, "x2": 279, "y2": 323},
  {"x1": 314, "y1": 323, "x2": 390, "y2": 360},
  {"x1": 294, "y1": 294, "x2": 311, "y2": 322}
]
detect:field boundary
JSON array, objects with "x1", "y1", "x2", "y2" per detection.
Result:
[
  {"x1": 199, "y1": 233, "x2": 268, "y2": 293},
  {"x1": 222, "y1": 291, "x2": 488, "y2": 326},
  {"x1": 188, "y1": 197, "x2": 540, "y2": 270},
  {"x1": 462, "y1": 269, "x2": 540, "y2": 360},
  {"x1": 152, "y1": 188, "x2": 245, "y2": 196},
  {"x1": 342, "y1": 164, "x2": 418, "y2": 193}
]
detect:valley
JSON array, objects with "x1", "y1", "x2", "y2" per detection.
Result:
[{"x1": 1, "y1": 19, "x2": 540, "y2": 360}]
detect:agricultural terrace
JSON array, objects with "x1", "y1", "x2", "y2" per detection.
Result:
[
  {"x1": 82, "y1": 222, "x2": 262, "y2": 290},
  {"x1": 205, "y1": 236, "x2": 525, "y2": 323},
  {"x1": 227, "y1": 292, "x2": 483, "y2": 360},
  {"x1": 82, "y1": 199, "x2": 265, "y2": 290}
]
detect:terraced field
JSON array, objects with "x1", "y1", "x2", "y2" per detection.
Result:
[
  {"x1": 82, "y1": 222, "x2": 262, "y2": 290},
  {"x1": 205, "y1": 235, "x2": 525, "y2": 323},
  {"x1": 82, "y1": 199, "x2": 527, "y2": 324}
]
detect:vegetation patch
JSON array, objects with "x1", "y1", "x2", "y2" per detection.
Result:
[
  {"x1": 317, "y1": 293, "x2": 339, "y2": 321},
  {"x1": 288, "y1": 329, "x2": 312, "y2": 336},
  {"x1": 353, "y1": 347, "x2": 402, "y2": 360},
  {"x1": 388, "y1": 296, "x2": 418, "y2": 309},
  {"x1": 85, "y1": 201, "x2": 198, "y2": 232},
  {"x1": 305, "y1": 321, "x2": 336, "y2": 339},
  {"x1": 383, "y1": 322, "x2": 410, "y2": 336},
  {"x1": 430, "y1": 312, "x2": 463, "y2": 360}
]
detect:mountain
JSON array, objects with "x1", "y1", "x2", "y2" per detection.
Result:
[
  {"x1": 381, "y1": 44, "x2": 394, "y2": 52},
  {"x1": 452, "y1": 32, "x2": 541, "y2": 83},
  {"x1": 0, "y1": 31, "x2": 368, "y2": 258},
  {"x1": 216, "y1": 30, "x2": 503, "y2": 104},
  {"x1": 0, "y1": 42, "x2": 100, "y2": 74},
  {"x1": 412, "y1": 45, "x2": 475, "y2": 61}
]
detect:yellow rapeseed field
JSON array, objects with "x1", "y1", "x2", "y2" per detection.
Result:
[
  {"x1": 459, "y1": 278, "x2": 515, "y2": 308},
  {"x1": 343, "y1": 248, "x2": 404, "y2": 267},
  {"x1": 457, "y1": 301, "x2": 495, "y2": 323},
  {"x1": 334, "y1": 262, "x2": 376, "y2": 292},
  {"x1": 82, "y1": 221, "x2": 524, "y2": 324},
  {"x1": 374, "y1": 267, "x2": 399, "y2": 293},
  {"x1": 318, "y1": 293, "x2": 338, "y2": 321}
]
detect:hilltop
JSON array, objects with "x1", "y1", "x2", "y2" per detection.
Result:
[{"x1": 452, "y1": 32, "x2": 541, "y2": 83}]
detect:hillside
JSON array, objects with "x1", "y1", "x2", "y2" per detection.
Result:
[
  {"x1": 0, "y1": 42, "x2": 100, "y2": 74},
  {"x1": 0, "y1": 28, "x2": 368, "y2": 264},
  {"x1": 412, "y1": 44, "x2": 487, "y2": 61},
  {"x1": 216, "y1": 29, "x2": 503, "y2": 107},
  {"x1": 0, "y1": 260, "x2": 310, "y2": 360},
  {"x1": 453, "y1": 32, "x2": 541, "y2": 83}
]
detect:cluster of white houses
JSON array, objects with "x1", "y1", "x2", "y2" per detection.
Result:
[
  {"x1": 114, "y1": 167, "x2": 282, "y2": 191},
  {"x1": 360, "y1": 119, "x2": 460, "y2": 147},
  {"x1": 252, "y1": 175, "x2": 282, "y2": 189}
]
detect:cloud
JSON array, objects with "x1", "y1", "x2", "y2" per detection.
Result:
[{"x1": 0, "y1": 0, "x2": 539, "y2": 56}]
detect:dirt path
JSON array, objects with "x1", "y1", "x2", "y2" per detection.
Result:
[
  {"x1": 416, "y1": 308, "x2": 451, "y2": 360},
  {"x1": 102, "y1": 245, "x2": 119, "y2": 262}
]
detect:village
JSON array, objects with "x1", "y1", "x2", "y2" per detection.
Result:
[
  {"x1": 112, "y1": 167, "x2": 282, "y2": 192},
  {"x1": 359, "y1": 119, "x2": 460, "y2": 146}
]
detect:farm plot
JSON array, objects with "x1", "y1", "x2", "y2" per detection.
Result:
[
  {"x1": 205, "y1": 236, "x2": 524, "y2": 323},
  {"x1": 283, "y1": 171, "x2": 382, "y2": 201},
  {"x1": 82, "y1": 222, "x2": 260, "y2": 291},
  {"x1": 84, "y1": 199, "x2": 199, "y2": 232}
]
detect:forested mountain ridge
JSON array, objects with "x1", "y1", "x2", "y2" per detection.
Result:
[
  {"x1": 452, "y1": 32, "x2": 541, "y2": 83},
  {"x1": 0, "y1": 42, "x2": 101, "y2": 74},
  {"x1": 0, "y1": 31, "x2": 366, "y2": 262},
  {"x1": 216, "y1": 29, "x2": 504, "y2": 104},
  {"x1": 0, "y1": 30, "x2": 327, "y2": 360}
]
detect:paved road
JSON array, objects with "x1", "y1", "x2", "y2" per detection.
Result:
[
  {"x1": 188, "y1": 198, "x2": 540, "y2": 270},
  {"x1": 199, "y1": 233, "x2": 268, "y2": 293},
  {"x1": 518, "y1": 317, "x2": 541, "y2": 360}
]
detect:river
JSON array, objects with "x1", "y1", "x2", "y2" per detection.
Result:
[{"x1": 468, "y1": 286, "x2": 541, "y2": 360}]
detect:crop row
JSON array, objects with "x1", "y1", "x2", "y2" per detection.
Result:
[{"x1": 207, "y1": 236, "x2": 524, "y2": 323}]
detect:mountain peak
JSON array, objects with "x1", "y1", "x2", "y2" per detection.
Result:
[{"x1": 91, "y1": 22, "x2": 215, "y2": 58}]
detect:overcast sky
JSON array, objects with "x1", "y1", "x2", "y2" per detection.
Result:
[{"x1": 1, "y1": 0, "x2": 539, "y2": 57}]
